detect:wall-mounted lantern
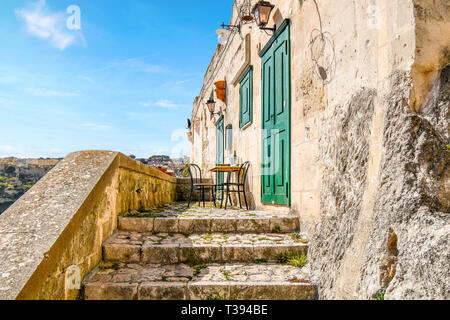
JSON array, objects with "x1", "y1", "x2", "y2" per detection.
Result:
[
  {"x1": 252, "y1": 1, "x2": 276, "y2": 32},
  {"x1": 216, "y1": 1, "x2": 276, "y2": 41},
  {"x1": 207, "y1": 99, "x2": 222, "y2": 119}
]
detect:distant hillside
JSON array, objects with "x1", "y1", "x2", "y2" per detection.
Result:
[{"x1": 0, "y1": 157, "x2": 60, "y2": 214}]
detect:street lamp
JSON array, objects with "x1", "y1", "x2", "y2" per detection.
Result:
[
  {"x1": 252, "y1": 1, "x2": 276, "y2": 32},
  {"x1": 207, "y1": 99, "x2": 221, "y2": 118}
]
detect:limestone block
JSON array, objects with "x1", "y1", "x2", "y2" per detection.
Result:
[
  {"x1": 236, "y1": 218, "x2": 270, "y2": 233},
  {"x1": 118, "y1": 217, "x2": 154, "y2": 233},
  {"x1": 83, "y1": 282, "x2": 138, "y2": 300},
  {"x1": 222, "y1": 245, "x2": 254, "y2": 262},
  {"x1": 269, "y1": 218, "x2": 300, "y2": 233},
  {"x1": 103, "y1": 244, "x2": 141, "y2": 263},
  {"x1": 178, "y1": 218, "x2": 211, "y2": 234},
  {"x1": 154, "y1": 218, "x2": 178, "y2": 233},
  {"x1": 210, "y1": 218, "x2": 237, "y2": 233},
  {"x1": 139, "y1": 282, "x2": 188, "y2": 300},
  {"x1": 188, "y1": 282, "x2": 230, "y2": 300},
  {"x1": 141, "y1": 244, "x2": 179, "y2": 264}
]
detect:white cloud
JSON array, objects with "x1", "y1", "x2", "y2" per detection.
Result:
[
  {"x1": 15, "y1": 0, "x2": 82, "y2": 50},
  {"x1": 170, "y1": 128, "x2": 190, "y2": 158},
  {"x1": 82, "y1": 56, "x2": 167, "y2": 76},
  {"x1": 79, "y1": 75, "x2": 95, "y2": 84},
  {"x1": 120, "y1": 57, "x2": 166, "y2": 73},
  {"x1": 140, "y1": 99, "x2": 190, "y2": 109},
  {"x1": 81, "y1": 123, "x2": 112, "y2": 131},
  {"x1": 29, "y1": 88, "x2": 83, "y2": 97},
  {"x1": 163, "y1": 78, "x2": 197, "y2": 86}
]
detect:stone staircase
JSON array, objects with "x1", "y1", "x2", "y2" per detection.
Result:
[{"x1": 81, "y1": 203, "x2": 317, "y2": 300}]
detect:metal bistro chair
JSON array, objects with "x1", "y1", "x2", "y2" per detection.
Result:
[
  {"x1": 187, "y1": 164, "x2": 216, "y2": 208},
  {"x1": 221, "y1": 161, "x2": 251, "y2": 210}
]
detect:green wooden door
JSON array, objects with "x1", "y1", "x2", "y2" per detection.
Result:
[
  {"x1": 260, "y1": 20, "x2": 291, "y2": 206},
  {"x1": 216, "y1": 117, "x2": 225, "y2": 189}
]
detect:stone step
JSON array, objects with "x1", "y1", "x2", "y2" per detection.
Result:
[
  {"x1": 103, "y1": 231, "x2": 309, "y2": 264},
  {"x1": 82, "y1": 262, "x2": 316, "y2": 300},
  {"x1": 118, "y1": 203, "x2": 299, "y2": 234}
]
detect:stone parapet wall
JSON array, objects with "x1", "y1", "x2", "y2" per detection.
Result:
[
  {"x1": 175, "y1": 177, "x2": 214, "y2": 202},
  {"x1": 0, "y1": 151, "x2": 178, "y2": 300}
]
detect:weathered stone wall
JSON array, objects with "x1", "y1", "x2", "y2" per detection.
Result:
[
  {"x1": 309, "y1": 89, "x2": 376, "y2": 298},
  {"x1": 360, "y1": 68, "x2": 449, "y2": 300},
  {"x1": 312, "y1": 67, "x2": 449, "y2": 300},
  {"x1": 191, "y1": 0, "x2": 449, "y2": 299},
  {"x1": 309, "y1": 0, "x2": 449, "y2": 300},
  {"x1": 0, "y1": 151, "x2": 177, "y2": 300}
]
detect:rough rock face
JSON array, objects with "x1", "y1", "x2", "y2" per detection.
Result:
[
  {"x1": 309, "y1": 89, "x2": 376, "y2": 298},
  {"x1": 0, "y1": 159, "x2": 58, "y2": 214},
  {"x1": 359, "y1": 67, "x2": 449, "y2": 300},
  {"x1": 310, "y1": 67, "x2": 449, "y2": 300}
]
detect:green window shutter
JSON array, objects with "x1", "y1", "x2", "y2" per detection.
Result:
[{"x1": 239, "y1": 66, "x2": 253, "y2": 128}]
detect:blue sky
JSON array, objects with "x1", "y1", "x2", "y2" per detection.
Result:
[{"x1": 0, "y1": 0, "x2": 234, "y2": 159}]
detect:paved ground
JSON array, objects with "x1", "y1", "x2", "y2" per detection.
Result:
[
  {"x1": 122, "y1": 202, "x2": 292, "y2": 219},
  {"x1": 85, "y1": 262, "x2": 312, "y2": 284},
  {"x1": 107, "y1": 230, "x2": 309, "y2": 247},
  {"x1": 118, "y1": 202, "x2": 301, "y2": 234},
  {"x1": 82, "y1": 201, "x2": 316, "y2": 300}
]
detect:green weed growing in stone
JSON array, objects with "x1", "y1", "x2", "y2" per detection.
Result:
[
  {"x1": 202, "y1": 233, "x2": 214, "y2": 241},
  {"x1": 271, "y1": 225, "x2": 282, "y2": 233},
  {"x1": 193, "y1": 263, "x2": 209, "y2": 276},
  {"x1": 287, "y1": 255, "x2": 307, "y2": 268},
  {"x1": 279, "y1": 252, "x2": 307, "y2": 268},
  {"x1": 123, "y1": 212, "x2": 166, "y2": 218},
  {"x1": 291, "y1": 233, "x2": 309, "y2": 243},
  {"x1": 98, "y1": 263, "x2": 120, "y2": 271},
  {"x1": 181, "y1": 232, "x2": 191, "y2": 238},
  {"x1": 207, "y1": 291, "x2": 228, "y2": 300},
  {"x1": 184, "y1": 249, "x2": 204, "y2": 267},
  {"x1": 254, "y1": 259, "x2": 268, "y2": 264},
  {"x1": 376, "y1": 290, "x2": 386, "y2": 300},
  {"x1": 220, "y1": 269, "x2": 233, "y2": 281}
]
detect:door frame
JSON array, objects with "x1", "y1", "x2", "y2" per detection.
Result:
[
  {"x1": 215, "y1": 116, "x2": 225, "y2": 196},
  {"x1": 259, "y1": 19, "x2": 291, "y2": 207}
]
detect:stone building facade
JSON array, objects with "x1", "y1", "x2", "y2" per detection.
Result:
[{"x1": 190, "y1": 0, "x2": 449, "y2": 299}]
